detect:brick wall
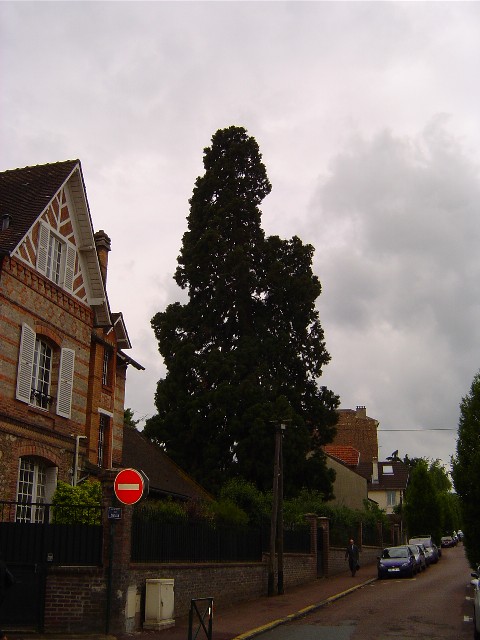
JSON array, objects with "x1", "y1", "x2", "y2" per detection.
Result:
[
  {"x1": 333, "y1": 408, "x2": 379, "y2": 463},
  {"x1": 127, "y1": 554, "x2": 316, "y2": 624},
  {"x1": 44, "y1": 567, "x2": 106, "y2": 634},
  {"x1": 328, "y1": 545, "x2": 381, "y2": 576}
]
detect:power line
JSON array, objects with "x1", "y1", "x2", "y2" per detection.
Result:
[{"x1": 378, "y1": 428, "x2": 456, "y2": 432}]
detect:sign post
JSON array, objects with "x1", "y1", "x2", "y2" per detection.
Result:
[
  {"x1": 106, "y1": 468, "x2": 147, "y2": 633},
  {"x1": 114, "y1": 468, "x2": 145, "y2": 505}
]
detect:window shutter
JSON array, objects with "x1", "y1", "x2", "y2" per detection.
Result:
[
  {"x1": 64, "y1": 244, "x2": 76, "y2": 292},
  {"x1": 57, "y1": 348, "x2": 75, "y2": 418},
  {"x1": 36, "y1": 223, "x2": 49, "y2": 275},
  {"x1": 16, "y1": 323, "x2": 36, "y2": 403}
]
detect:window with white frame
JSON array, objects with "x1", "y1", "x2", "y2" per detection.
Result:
[
  {"x1": 36, "y1": 222, "x2": 75, "y2": 292},
  {"x1": 387, "y1": 490, "x2": 397, "y2": 507},
  {"x1": 16, "y1": 323, "x2": 75, "y2": 418},
  {"x1": 102, "y1": 348, "x2": 111, "y2": 386},
  {"x1": 15, "y1": 458, "x2": 57, "y2": 522},
  {"x1": 46, "y1": 233, "x2": 63, "y2": 283},
  {"x1": 31, "y1": 337, "x2": 53, "y2": 409},
  {"x1": 97, "y1": 413, "x2": 110, "y2": 467}
]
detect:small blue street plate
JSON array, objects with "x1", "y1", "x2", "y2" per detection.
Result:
[{"x1": 108, "y1": 507, "x2": 122, "y2": 520}]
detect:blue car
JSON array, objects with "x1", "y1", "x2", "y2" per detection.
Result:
[{"x1": 377, "y1": 545, "x2": 416, "y2": 579}]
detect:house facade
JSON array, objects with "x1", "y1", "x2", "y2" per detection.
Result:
[
  {"x1": 357, "y1": 458, "x2": 409, "y2": 515},
  {"x1": 332, "y1": 406, "x2": 379, "y2": 463},
  {"x1": 325, "y1": 451, "x2": 368, "y2": 511},
  {"x1": 328, "y1": 407, "x2": 409, "y2": 515},
  {"x1": 0, "y1": 160, "x2": 143, "y2": 514}
]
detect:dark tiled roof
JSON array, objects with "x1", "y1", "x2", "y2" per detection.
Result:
[
  {"x1": 0, "y1": 160, "x2": 80, "y2": 255},
  {"x1": 357, "y1": 460, "x2": 410, "y2": 490},
  {"x1": 122, "y1": 427, "x2": 212, "y2": 502}
]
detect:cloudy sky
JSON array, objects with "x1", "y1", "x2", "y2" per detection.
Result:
[{"x1": 2, "y1": 1, "x2": 480, "y2": 471}]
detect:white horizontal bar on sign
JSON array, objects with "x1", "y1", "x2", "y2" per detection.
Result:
[{"x1": 118, "y1": 483, "x2": 140, "y2": 490}]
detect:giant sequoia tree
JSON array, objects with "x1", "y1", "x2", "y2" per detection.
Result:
[
  {"x1": 144, "y1": 126, "x2": 339, "y2": 495},
  {"x1": 452, "y1": 371, "x2": 480, "y2": 567}
]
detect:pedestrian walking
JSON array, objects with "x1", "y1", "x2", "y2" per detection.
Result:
[{"x1": 345, "y1": 538, "x2": 360, "y2": 577}]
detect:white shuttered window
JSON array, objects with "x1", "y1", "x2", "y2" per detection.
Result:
[{"x1": 16, "y1": 324, "x2": 75, "y2": 418}]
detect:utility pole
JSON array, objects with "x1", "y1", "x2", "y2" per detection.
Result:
[
  {"x1": 277, "y1": 422, "x2": 286, "y2": 595},
  {"x1": 268, "y1": 424, "x2": 281, "y2": 596}
]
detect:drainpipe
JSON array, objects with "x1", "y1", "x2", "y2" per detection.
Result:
[{"x1": 72, "y1": 435, "x2": 87, "y2": 486}]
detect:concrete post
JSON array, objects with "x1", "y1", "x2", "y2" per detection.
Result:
[{"x1": 317, "y1": 516, "x2": 330, "y2": 577}]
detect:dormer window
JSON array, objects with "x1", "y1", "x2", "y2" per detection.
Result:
[
  {"x1": 36, "y1": 222, "x2": 75, "y2": 291},
  {"x1": 46, "y1": 233, "x2": 63, "y2": 284},
  {"x1": 1, "y1": 214, "x2": 11, "y2": 231}
]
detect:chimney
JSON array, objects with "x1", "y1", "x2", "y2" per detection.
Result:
[
  {"x1": 356, "y1": 405, "x2": 366, "y2": 418},
  {"x1": 94, "y1": 230, "x2": 111, "y2": 285},
  {"x1": 372, "y1": 457, "x2": 379, "y2": 484}
]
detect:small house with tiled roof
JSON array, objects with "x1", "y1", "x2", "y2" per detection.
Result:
[
  {"x1": 357, "y1": 458, "x2": 410, "y2": 515},
  {"x1": 324, "y1": 444, "x2": 361, "y2": 468},
  {"x1": 0, "y1": 160, "x2": 144, "y2": 513},
  {"x1": 324, "y1": 448, "x2": 368, "y2": 510}
]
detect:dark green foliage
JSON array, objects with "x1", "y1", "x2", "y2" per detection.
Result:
[
  {"x1": 145, "y1": 126, "x2": 339, "y2": 495},
  {"x1": 124, "y1": 407, "x2": 140, "y2": 429},
  {"x1": 203, "y1": 498, "x2": 249, "y2": 527},
  {"x1": 452, "y1": 371, "x2": 480, "y2": 567},
  {"x1": 219, "y1": 477, "x2": 270, "y2": 526},
  {"x1": 438, "y1": 491, "x2": 462, "y2": 536},
  {"x1": 404, "y1": 460, "x2": 443, "y2": 544},
  {"x1": 134, "y1": 498, "x2": 189, "y2": 523},
  {"x1": 51, "y1": 480, "x2": 102, "y2": 524}
]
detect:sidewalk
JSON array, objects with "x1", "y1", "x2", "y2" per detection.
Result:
[
  {"x1": 7, "y1": 563, "x2": 377, "y2": 640},
  {"x1": 119, "y1": 562, "x2": 378, "y2": 640}
]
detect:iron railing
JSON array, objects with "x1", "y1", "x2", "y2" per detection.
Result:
[{"x1": 0, "y1": 501, "x2": 104, "y2": 566}]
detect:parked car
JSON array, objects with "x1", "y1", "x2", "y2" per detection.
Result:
[
  {"x1": 408, "y1": 544, "x2": 427, "y2": 572},
  {"x1": 458, "y1": 529, "x2": 464, "y2": 541},
  {"x1": 378, "y1": 545, "x2": 416, "y2": 579},
  {"x1": 441, "y1": 536, "x2": 455, "y2": 548},
  {"x1": 471, "y1": 566, "x2": 480, "y2": 639},
  {"x1": 409, "y1": 536, "x2": 438, "y2": 565},
  {"x1": 425, "y1": 543, "x2": 439, "y2": 564}
]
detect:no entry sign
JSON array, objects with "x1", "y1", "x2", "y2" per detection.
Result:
[{"x1": 114, "y1": 468, "x2": 145, "y2": 505}]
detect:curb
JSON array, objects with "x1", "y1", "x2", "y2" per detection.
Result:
[{"x1": 233, "y1": 577, "x2": 378, "y2": 639}]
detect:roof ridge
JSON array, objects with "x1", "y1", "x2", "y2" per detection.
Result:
[{"x1": 0, "y1": 159, "x2": 80, "y2": 175}]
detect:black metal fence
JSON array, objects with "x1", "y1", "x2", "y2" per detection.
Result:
[
  {"x1": 362, "y1": 521, "x2": 382, "y2": 547},
  {"x1": 0, "y1": 501, "x2": 104, "y2": 566},
  {"x1": 329, "y1": 520, "x2": 354, "y2": 547},
  {"x1": 131, "y1": 518, "x2": 311, "y2": 563}
]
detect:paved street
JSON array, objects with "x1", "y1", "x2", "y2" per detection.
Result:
[{"x1": 258, "y1": 545, "x2": 474, "y2": 640}]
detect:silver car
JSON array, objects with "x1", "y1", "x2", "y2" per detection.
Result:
[
  {"x1": 471, "y1": 566, "x2": 480, "y2": 639},
  {"x1": 408, "y1": 544, "x2": 426, "y2": 573}
]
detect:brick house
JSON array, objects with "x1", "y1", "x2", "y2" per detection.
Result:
[
  {"x1": 0, "y1": 160, "x2": 143, "y2": 512},
  {"x1": 327, "y1": 406, "x2": 409, "y2": 515},
  {"x1": 332, "y1": 406, "x2": 380, "y2": 463}
]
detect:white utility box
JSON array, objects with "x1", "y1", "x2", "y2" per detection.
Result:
[{"x1": 144, "y1": 578, "x2": 175, "y2": 630}]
